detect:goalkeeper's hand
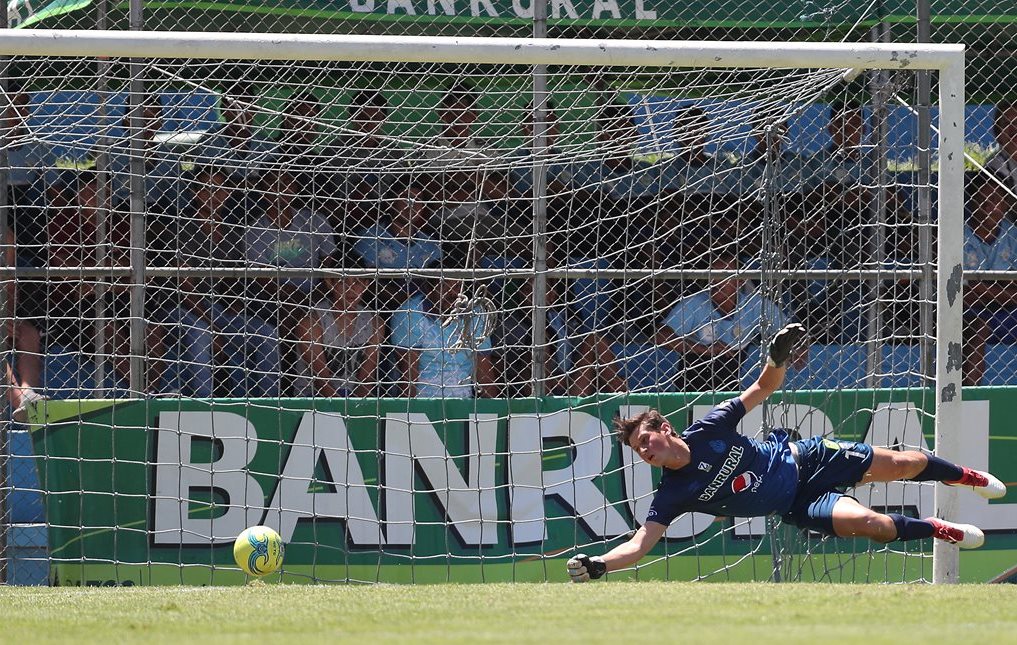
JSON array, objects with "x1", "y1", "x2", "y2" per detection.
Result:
[
  {"x1": 567, "y1": 553, "x2": 607, "y2": 583},
  {"x1": 767, "y1": 323, "x2": 807, "y2": 368}
]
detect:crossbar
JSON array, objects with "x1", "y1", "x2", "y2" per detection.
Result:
[{"x1": 0, "y1": 30, "x2": 963, "y2": 70}]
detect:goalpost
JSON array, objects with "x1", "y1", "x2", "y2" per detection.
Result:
[{"x1": 0, "y1": 30, "x2": 964, "y2": 585}]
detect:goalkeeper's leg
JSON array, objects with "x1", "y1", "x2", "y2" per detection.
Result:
[
  {"x1": 860, "y1": 447, "x2": 1006, "y2": 499},
  {"x1": 828, "y1": 496, "x2": 984, "y2": 549}
]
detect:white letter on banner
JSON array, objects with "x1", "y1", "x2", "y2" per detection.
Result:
[
  {"x1": 550, "y1": 0, "x2": 577, "y2": 19},
  {"x1": 470, "y1": 0, "x2": 498, "y2": 16},
  {"x1": 508, "y1": 410, "x2": 629, "y2": 543},
  {"x1": 384, "y1": 413, "x2": 499, "y2": 547},
  {"x1": 553, "y1": 0, "x2": 577, "y2": 17},
  {"x1": 349, "y1": 0, "x2": 375, "y2": 11},
  {"x1": 634, "y1": 0, "x2": 655, "y2": 19},
  {"x1": 387, "y1": 0, "x2": 415, "y2": 14},
  {"x1": 511, "y1": 0, "x2": 532, "y2": 18},
  {"x1": 263, "y1": 411, "x2": 382, "y2": 546},
  {"x1": 619, "y1": 405, "x2": 713, "y2": 540},
  {"x1": 153, "y1": 411, "x2": 263, "y2": 545},
  {"x1": 591, "y1": 0, "x2": 620, "y2": 19},
  {"x1": 947, "y1": 400, "x2": 1017, "y2": 531},
  {"x1": 427, "y1": 0, "x2": 455, "y2": 15}
]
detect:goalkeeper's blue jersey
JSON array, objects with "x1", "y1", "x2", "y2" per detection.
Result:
[{"x1": 646, "y1": 397, "x2": 799, "y2": 526}]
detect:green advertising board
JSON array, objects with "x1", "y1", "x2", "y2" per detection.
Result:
[
  {"x1": 28, "y1": 388, "x2": 1017, "y2": 586},
  {"x1": 14, "y1": 0, "x2": 1017, "y2": 30}
]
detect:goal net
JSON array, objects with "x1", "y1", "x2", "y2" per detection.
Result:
[{"x1": 0, "y1": 31, "x2": 964, "y2": 585}]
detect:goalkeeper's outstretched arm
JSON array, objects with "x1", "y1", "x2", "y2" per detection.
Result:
[
  {"x1": 567, "y1": 522, "x2": 667, "y2": 582},
  {"x1": 739, "y1": 323, "x2": 806, "y2": 413}
]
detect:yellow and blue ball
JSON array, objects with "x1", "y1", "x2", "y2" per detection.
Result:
[{"x1": 233, "y1": 526, "x2": 285, "y2": 577}]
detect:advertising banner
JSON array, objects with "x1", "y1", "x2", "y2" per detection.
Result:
[{"x1": 29, "y1": 389, "x2": 1017, "y2": 585}]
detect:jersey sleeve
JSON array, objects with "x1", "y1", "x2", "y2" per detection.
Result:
[{"x1": 696, "y1": 397, "x2": 747, "y2": 433}]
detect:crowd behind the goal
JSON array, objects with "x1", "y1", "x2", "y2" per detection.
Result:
[{"x1": 3, "y1": 81, "x2": 1017, "y2": 415}]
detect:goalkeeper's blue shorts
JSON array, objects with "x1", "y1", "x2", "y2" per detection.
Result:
[{"x1": 781, "y1": 436, "x2": 874, "y2": 536}]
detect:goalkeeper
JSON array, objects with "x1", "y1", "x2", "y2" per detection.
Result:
[{"x1": 568, "y1": 323, "x2": 1006, "y2": 582}]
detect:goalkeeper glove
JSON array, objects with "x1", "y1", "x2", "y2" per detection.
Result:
[
  {"x1": 567, "y1": 553, "x2": 607, "y2": 583},
  {"x1": 766, "y1": 323, "x2": 807, "y2": 368}
]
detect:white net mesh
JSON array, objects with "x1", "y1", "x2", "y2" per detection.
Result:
[{"x1": 0, "y1": 43, "x2": 953, "y2": 584}]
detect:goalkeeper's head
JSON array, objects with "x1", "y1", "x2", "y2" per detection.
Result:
[{"x1": 615, "y1": 409, "x2": 684, "y2": 469}]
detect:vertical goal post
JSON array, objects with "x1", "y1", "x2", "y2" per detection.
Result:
[{"x1": 0, "y1": 31, "x2": 965, "y2": 583}]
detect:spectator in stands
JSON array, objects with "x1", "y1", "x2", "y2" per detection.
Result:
[
  {"x1": 491, "y1": 272, "x2": 627, "y2": 397},
  {"x1": 808, "y1": 103, "x2": 871, "y2": 258},
  {"x1": 272, "y1": 89, "x2": 326, "y2": 167},
  {"x1": 963, "y1": 171, "x2": 1017, "y2": 385},
  {"x1": 2, "y1": 225, "x2": 44, "y2": 421},
  {"x1": 670, "y1": 104, "x2": 744, "y2": 197},
  {"x1": 105, "y1": 95, "x2": 183, "y2": 211},
  {"x1": 46, "y1": 170, "x2": 167, "y2": 393},
  {"x1": 390, "y1": 254, "x2": 496, "y2": 399},
  {"x1": 745, "y1": 117, "x2": 813, "y2": 193},
  {"x1": 430, "y1": 83, "x2": 489, "y2": 159},
  {"x1": 336, "y1": 89, "x2": 402, "y2": 169},
  {"x1": 985, "y1": 103, "x2": 1017, "y2": 191},
  {"x1": 613, "y1": 229, "x2": 680, "y2": 346},
  {"x1": 352, "y1": 176, "x2": 442, "y2": 311},
  {"x1": 244, "y1": 167, "x2": 337, "y2": 333},
  {"x1": 190, "y1": 92, "x2": 274, "y2": 183},
  {"x1": 783, "y1": 196, "x2": 862, "y2": 343},
  {"x1": 270, "y1": 90, "x2": 341, "y2": 216},
  {"x1": 423, "y1": 83, "x2": 509, "y2": 262},
  {"x1": 2, "y1": 86, "x2": 56, "y2": 267},
  {"x1": 674, "y1": 105, "x2": 712, "y2": 169},
  {"x1": 293, "y1": 252, "x2": 384, "y2": 397},
  {"x1": 162, "y1": 166, "x2": 280, "y2": 397},
  {"x1": 334, "y1": 89, "x2": 404, "y2": 233},
  {"x1": 654, "y1": 253, "x2": 789, "y2": 392},
  {"x1": 508, "y1": 99, "x2": 566, "y2": 197}
]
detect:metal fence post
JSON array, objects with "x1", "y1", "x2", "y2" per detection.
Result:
[
  {"x1": 128, "y1": 0, "x2": 146, "y2": 395},
  {"x1": 530, "y1": 0, "x2": 548, "y2": 397},
  {"x1": 0, "y1": 0, "x2": 10, "y2": 585}
]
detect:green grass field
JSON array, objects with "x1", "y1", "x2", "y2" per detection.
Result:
[{"x1": 4, "y1": 582, "x2": 1017, "y2": 644}]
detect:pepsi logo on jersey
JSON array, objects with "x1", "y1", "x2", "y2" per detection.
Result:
[{"x1": 731, "y1": 472, "x2": 762, "y2": 494}]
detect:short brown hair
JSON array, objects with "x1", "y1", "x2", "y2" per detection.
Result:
[{"x1": 614, "y1": 409, "x2": 668, "y2": 448}]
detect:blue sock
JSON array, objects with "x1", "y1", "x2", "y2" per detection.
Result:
[
  {"x1": 910, "y1": 454, "x2": 964, "y2": 482},
  {"x1": 889, "y1": 514, "x2": 935, "y2": 541}
]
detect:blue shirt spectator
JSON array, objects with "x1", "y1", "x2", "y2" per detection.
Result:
[
  {"x1": 808, "y1": 104, "x2": 871, "y2": 190},
  {"x1": 656, "y1": 255, "x2": 788, "y2": 392},
  {"x1": 662, "y1": 287, "x2": 788, "y2": 350},
  {"x1": 244, "y1": 206, "x2": 336, "y2": 293},
  {"x1": 390, "y1": 282, "x2": 495, "y2": 399},
  {"x1": 984, "y1": 103, "x2": 1017, "y2": 192},
  {"x1": 743, "y1": 120, "x2": 820, "y2": 196},
  {"x1": 964, "y1": 218, "x2": 1017, "y2": 271},
  {"x1": 352, "y1": 178, "x2": 441, "y2": 310},
  {"x1": 962, "y1": 172, "x2": 1017, "y2": 385}
]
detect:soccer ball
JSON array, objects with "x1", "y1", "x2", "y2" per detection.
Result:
[{"x1": 233, "y1": 526, "x2": 285, "y2": 577}]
